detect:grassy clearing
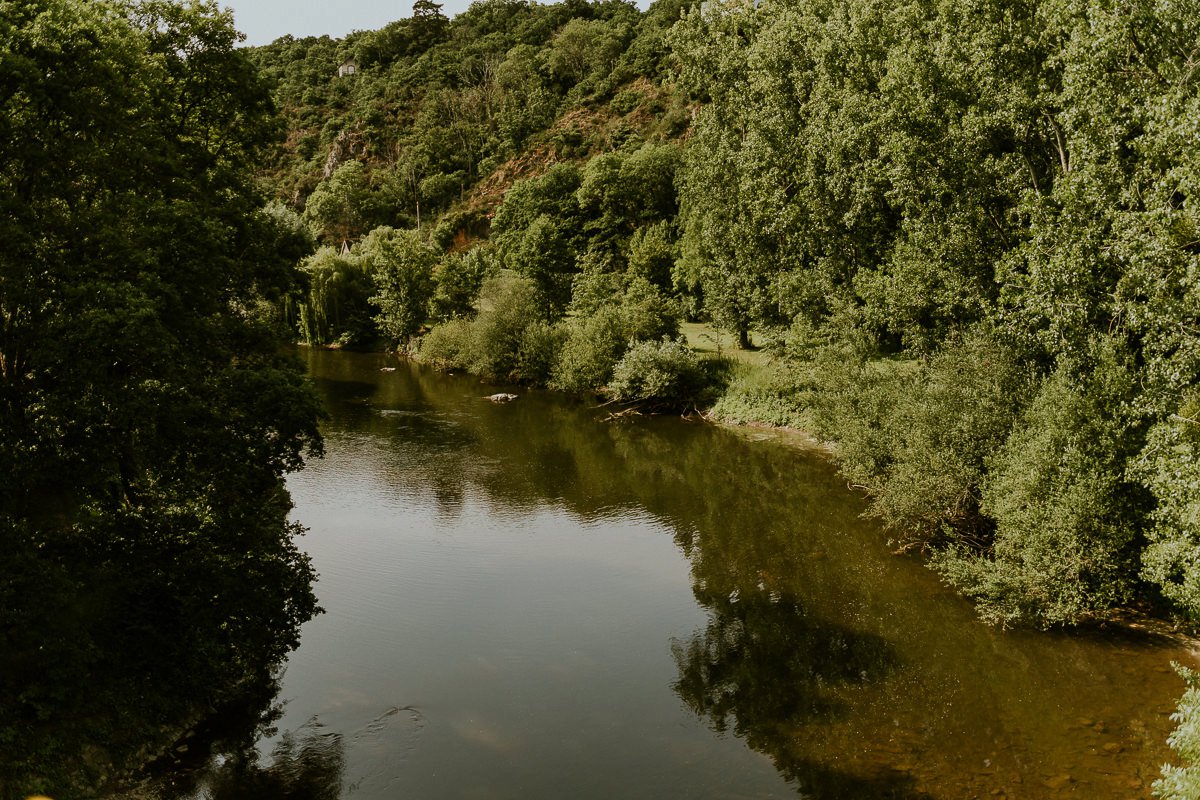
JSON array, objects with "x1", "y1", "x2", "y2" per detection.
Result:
[
  {"x1": 680, "y1": 322, "x2": 815, "y2": 430},
  {"x1": 679, "y1": 322, "x2": 772, "y2": 367}
]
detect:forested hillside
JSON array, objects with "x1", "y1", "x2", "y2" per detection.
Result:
[
  {"x1": 254, "y1": 0, "x2": 1200, "y2": 637},
  {"x1": 245, "y1": 0, "x2": 1200, "y2": 788}
]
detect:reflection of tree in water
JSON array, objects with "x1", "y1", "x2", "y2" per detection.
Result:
[
  {"x1": 673, "y1": 579, "x2": 931, "y2": 798},
  {"x1": 145, "y1": 681, "x2": 346, "y2": 800},
  {"x1": 202, "y1": 725, "x2": 345, "y2": 800}
]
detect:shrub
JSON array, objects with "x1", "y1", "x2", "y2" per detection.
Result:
[
  {"x1": 813, "y1": 330, "x2": 1034, "y2": 546},
  {"x1": 550, "y1": 306, "x2": 627, "y2": 393},
  {"x1": 515, "y1": 320, "x2": 566, "y2": 384},
  {"x1": 1156, "y1": 666, "x2": 1200, "y2": 800},
  {"x1": 1134, "y1": 391, "x2": 1200, "y2": 619},
  {"x1": 608, "y1": 338, "x2": 721, "y2": 409},
  {"x1": 418, "y1": 318, "x2": 472, "y2": 369},
  {"x1": 934, "y1": 340, "x2": 1149, "y2": 626}
]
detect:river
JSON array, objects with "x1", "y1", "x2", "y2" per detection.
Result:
[{"x1": 162, "y1": 348, "x2": 1194, "y2": 799}]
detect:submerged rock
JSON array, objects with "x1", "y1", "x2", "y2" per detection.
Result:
[{"x1": 486, "y1": 393, "x2": 518, "y2": 403}]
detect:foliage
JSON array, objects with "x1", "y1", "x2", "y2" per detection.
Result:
[
  {"x1": 303, "y1": 161, "x2": 371, "y2": 245},
  {"x1": 934, "y1": 342, "x2": 1147, "y2": 626},
  {"x1": 0, "y1": 0, "x2": 323, "y2": 793},
  {"x1": 431, "y1": 246, "x2": 495, "y2": 321},
  {"x1": 296, "y1": 247, "x2": 377, "y2": 345},
  {"x1": 1138, "y1": 395, "x2": 1200, "y2": 620},
  {"x1": 667, "y1": 0, "x2": 1200, "y2": 625},
  {"x1": 608, "y1": 338, "x2": 723, "y2": 409},
  {"x1": 359, "y1": 226, "x2": 439, "y2": 348},
  {"x1": 252, "y1": 0, "x2": 1200, "y2": 628},
  {"x1": 1157, "y1": 666, "x2": 1200, "y2": 800},
  {"x1": 550, "y1": 276, "x2": 680, "y2": 393},
  {"x1": 708, "y1": 362, "x2": 813, "y2": 429}
]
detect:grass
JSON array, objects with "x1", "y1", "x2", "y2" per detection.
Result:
[
  {"x1": 679, "y1": 322, "x2": 815, "y2": 429},
  {"x1": 679, "y1": 321, "x2": 772, "y2": 367}
]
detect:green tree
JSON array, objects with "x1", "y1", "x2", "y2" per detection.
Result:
[
  {"x1": 360, "y1": 226, "x2": 439, "y2": 348},
  {"x1": 0, "y1": 1, "x2": 323, "y2": 791},
  {"x1": 304, "y1": 161, "x2": 370, "y2": 245}
]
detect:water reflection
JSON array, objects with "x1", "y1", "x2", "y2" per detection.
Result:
[
  {"x1": 134, "y1": 349, "x2": 1192, "y2": 799},
  {"x1": 148, "y1": 709, "x2": 346, "y2": 800}
]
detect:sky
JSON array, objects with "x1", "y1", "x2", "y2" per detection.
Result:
[{"x1": 222, "y1": 0, "x2": 474, "y2": 47}]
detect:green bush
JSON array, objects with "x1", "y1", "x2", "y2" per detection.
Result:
[
  {"x1": 549, "y1": 277, "x2": 682, "y2": 393},
  {"x1": 934, "y1": 341, "x2": 1148, "y2": 626},
  {"x1": 550, "y1": 306, "x2": 627, "y2": 393},
  {"x1": 608, "y1": 338, "x2": 722, "y2": 409},
  {"x1": 1135, "y1": 391, "x2": 1200, "y2": 619},
  {"x1": 463, "y1": 273, "x2": 544, "y2": 380},
  {"x1": 1156, "y1": 666, "x2": 1200, "y2": 800},
  {"x1": 515, "y1": 320, "x2": 566, "y2": 384},
  {"x1": 813, "y1": 331, "x2": 1034, "y2": 546},
  {"x1": 418, "y1": 317, "x2": 472, "y2": 369}
]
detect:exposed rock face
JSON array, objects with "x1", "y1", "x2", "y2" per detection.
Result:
[{"x1": 323, "y1": 129, "x2": 365, "y2": 179}]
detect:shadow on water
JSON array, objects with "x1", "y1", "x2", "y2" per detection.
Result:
[
  {"x1": 671, "y1": 591, "x2": 927, "y2": 799},
  {"x1": 146, "y1": 713, "x2": 346, "y2": 800}
]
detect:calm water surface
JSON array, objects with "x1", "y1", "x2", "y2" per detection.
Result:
[{"x1": 183, "y1": 349, "x2": 1195, "y2": 798}]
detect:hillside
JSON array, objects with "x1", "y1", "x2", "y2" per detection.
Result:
[
  {"x1": 248, "y1": 0, "x2": 1200, "y2": 789},
  {"x1": 254, "y1": 0, "x2": 1200, "y2": 697}
]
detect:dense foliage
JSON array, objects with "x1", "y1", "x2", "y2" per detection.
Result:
[
  {"x1": 0, "y1": 1, "x2": 322, "y2": 795},
  {"x1": 3, "y1": 0, "x2": 1197, "y2": 788},
  {"x1": 670, "y1": 0, "x2": 1200, "y2": 630},
  {"x1": 253, "y1": 0, "x2": 1200, "y2": 633}
]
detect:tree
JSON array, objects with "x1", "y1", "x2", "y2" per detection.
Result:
[
  {"x1": 360, "y1": 226, "x2": 439, "y2": 348},
  {"x1": 304, "y1": 161, "x2": 371, "y2": 244},
  {"x1": 0, "y1": 1, "x2": 323, "y2": 792}
]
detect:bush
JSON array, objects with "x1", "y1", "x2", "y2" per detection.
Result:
[
  {"x1": 463, "y1": 273, "x2": 544, "y2": 380},
  {"x1": 934, "y1": 340, "x2": 1148, "y2": 626},
  {"x1": 1135, "y1": 391, "x2": 1200, "y2": 619},
  {"x1": 1156, "y1": 666, "x2": 1200, "y2": 800},
  {"x1": 418, "y1": 318, "x2": 472, "y2": 369},
  {"x1": 813, "y1": 330, "x2": 1034, "y2": 546},
  {"x1": 515, "y1": 320, "x2": 566, "y2": 384},
  {"x1": 550, "y1": 306, "x2": 627, "y2": 393},
  {"x1": 608, "y1": 338, "x2": 722, "y2": 409}
]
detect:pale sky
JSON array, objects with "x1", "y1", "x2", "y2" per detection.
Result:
[{"x1": 223, "y1": 0, "x2": 476, "y2": 47}]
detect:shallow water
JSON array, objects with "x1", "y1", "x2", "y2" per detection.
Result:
[{"x1": 167, "y1": 348, "x2": 1194, "y2": 799}]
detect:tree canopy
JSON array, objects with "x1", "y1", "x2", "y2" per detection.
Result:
[{"x1": 0, "y1": 1, "x2": 322, "y2": 794}]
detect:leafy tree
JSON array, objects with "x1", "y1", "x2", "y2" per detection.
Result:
[
  {"x1": 0, "y1": 0, "x2": 323, "y2": 793},
  {"x1": 432, "y1": 246, "x2": 495, "y2": 320},
  {"x1": 304, "y1": 161, "x2": 371, "y2": 245},
  {"x1": 297, "y1": 247, "x2": 377, "y2": 345},
  {"x1": 360, "y1": 226, "x2": 439, "y2": 348}
]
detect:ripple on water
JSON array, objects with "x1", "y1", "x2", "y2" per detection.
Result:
[{"x1": 343, "y1": 706, "x2": 427, "y2": 795}]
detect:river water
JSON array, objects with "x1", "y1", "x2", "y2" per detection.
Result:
[{"x1": 176, "y1": 348, "x2": 1195, "y2": 798}]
